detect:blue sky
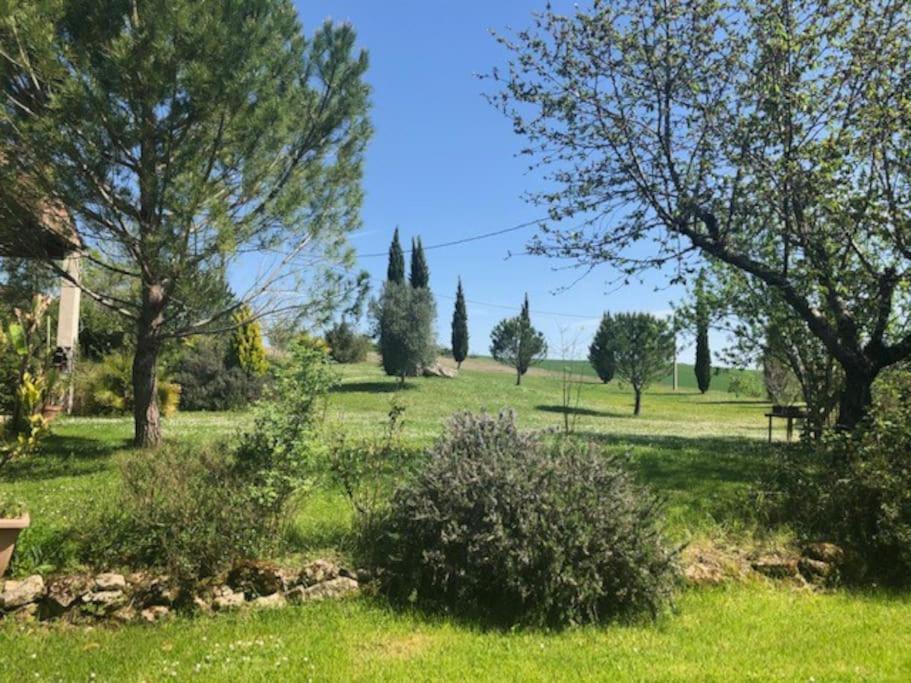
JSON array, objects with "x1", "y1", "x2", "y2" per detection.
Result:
[{"x1": 290, "y1": 0, "x2": 706, "y2": 361}]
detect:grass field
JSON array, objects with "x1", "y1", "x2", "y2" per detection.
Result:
[
  {"x1": 2, "y1": 359, "x2": 910, "y2": 681},
  {"x1": 533, "y1": 358, "x2": 759, "y2": 392}
]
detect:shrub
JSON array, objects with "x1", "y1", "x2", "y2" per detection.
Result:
[
  {"x1": 367, "y1": 411, "x2": 677, "y2": 626},
  {"x1": 759, "y1": 369, "x2": 911, "y2": 583},
  {"x1": 84, "y1": 442, "x2": 272, "y2": 586},
  {"x1": 727, "y1": 370, "x2": 763, "y2": 397},
  {"x1": 234, "y1": 339, "x2": 337, "y2": 513},
  {"x1": 172, "y1": 339, "x2": 264, "y2": 411},
  {"x1": 328, "y1": 400, "x2": 418, "y2": 538},
  {"x1": 325, "y1": 321, "x2": 371, "y2": 364},
  {"x1": 72, "y1": 352, "x2": 181, "y2": 417}
]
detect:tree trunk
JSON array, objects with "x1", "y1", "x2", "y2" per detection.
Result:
[
  {"x1": 132, "y1": 284, "x2": 166, "y2": 448},
  {"x1": 516, "y1": 368, "x2": 522, "y2": 386},
  {"x1": 634, "y1": 388, "x2": 642, "y2": 415},
  {"x1": 132, "y1": 331, "x2": 162, "y2": 448},
  {"x1": 836, "y1": 366, "x2": 876, "y2": 431}
]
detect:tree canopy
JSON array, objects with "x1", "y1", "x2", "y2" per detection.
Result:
[
  {"x1": 0, "y1": 0, "x2": 371, "y2": 446},
  {"x1": 387, "y1": 228, "x2": 405, "y2": 285},
  {"x1": 606, "y1": 313, "x2": 675, "y2": 415},
  {"x1": 492, "y1": 0, "x2": 911, "y2": 429},
  {"x1": 588, "y1": 314, "x2": 617, "y2": 384},
  {"x1": 490, "y1": 294, "x2": 547, "y2": 385},
  {"x1": 451, "y1": 278, "x2": 469, "y2": 369},
  {"x1": 410, "y1": 237, "x2": 429, "y2": 289}
]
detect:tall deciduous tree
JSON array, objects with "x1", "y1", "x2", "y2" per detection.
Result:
[
  {"x1": 694, "y1": 272, "x2": 712, "y2": 394},
  {"x1": 490, "y1": 294, "x2": 547, "y2": 385},
  {"x1": 609, "y1": 313, "x2": 675, "y2": 415},
  {"x1": 227, "y1": 305, "x2": 269, "y2": 378},
  {"x1": 387, "y1": 228, "x2": 405, "y2": 285},
  {"x1": 588, "y1": 314, "x2": 616, "y2": 384},
  {"x1": 0, "y1": 0, "x2": 371, "y2": 446},
  {"x1": 409, "y1": 236, "x2": 429, "y2": 289},
  {"x1": 492, "y1": 0, "x2": 911, "y2": 430},
  {"x1": 451, "y1": 278, "x2": 469, "y2": 369}
]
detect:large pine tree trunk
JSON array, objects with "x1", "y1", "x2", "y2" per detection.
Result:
[
  {"x1": 516, "y1": 368, "x2": 522, "y2": 386},
  {"x1": 633, "y1": 388, "x2": 642, "y2": 415},
  {"x1": 132, "y1": 333, "x2": 161, "y2": 448},
  {"x1": 132, "y1": 284, "x2": 166, "y2": 448}
]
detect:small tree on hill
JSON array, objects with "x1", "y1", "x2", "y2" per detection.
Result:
[
  {"x1": 387, "y1": 229, "x2": 405, "y2": 284},
  {"x1": 588, "y1": 314, "x2": 616, "y2": 384},
  {"x1": 490, "y1": 294, "x2": 547, "y2": 385},
  {"x1": 410, "y1": 237, "x2": 429, "y2": 289},
  {"x1": 694, "y1": 272, "x2": 711, "y2": 394},
  {"x1": 451, "y1": 278, "x2": 469, "y2": 369},
  {"x1": 611, "y1": 313, "x2": 675, "y2": 415}
]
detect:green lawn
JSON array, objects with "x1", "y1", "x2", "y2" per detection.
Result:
[
  {"x1": 533, "y1": 359, "x2": 760, "y2": 392},
  {"x1": 2, "y1": 360, "x2": 910, "y2": 681}
]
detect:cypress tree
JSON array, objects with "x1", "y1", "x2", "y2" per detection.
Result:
[
  {"x1": 520, "y1": 292, "x2": 530, "y2": 323},
  {"x1": 387, "y1": 228, "x2": 405, "y2": 284},
  {"x1": 451, "y1": 278, "x2": 469, "y2": 369},
  {"x1": 410, "y1": 236, "x2": 430, "y2": 288},
  {"x1": 588, "y1": 313, "x2": 616, "y2": 383},
  {"x1": 694, "y1": 271, "x2": 712, "y2": 393}
]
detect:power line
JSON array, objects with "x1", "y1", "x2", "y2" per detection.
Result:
[
  {"x1": 436, "y1": 293, "x2": 598, "y2": 321},
  {"x1": 357, "y1": 218, "x2": 543, "y2": 258}
]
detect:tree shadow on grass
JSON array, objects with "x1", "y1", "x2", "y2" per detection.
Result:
[
  {"x1": 2, "y1": 433, "x2": 127, "y2": 483},
  {"x1": 535, "y1": 404, "x2": 631, "y2": 419},
  {"x1": 576, "y1": 431, "x2": 783, "y2": 525},
  {"x1": 332, "y1": 382, "x2": 418, "y2": 394}
]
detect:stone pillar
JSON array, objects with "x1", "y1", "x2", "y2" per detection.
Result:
[{"x1": 55, "y1": 254, "x2": 80, "y2": 411}]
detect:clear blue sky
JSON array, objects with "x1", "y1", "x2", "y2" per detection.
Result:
[{"x1": 290, "y1": 0, "x2": 709, "y2": 361}]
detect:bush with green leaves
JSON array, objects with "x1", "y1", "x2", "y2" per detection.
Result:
[
  {"x1": 325, "y1": 321, "x2": 372, "y2": 364},
  {"x1": 759, "y1": 369, "x2": 911, "y2": 583},
  {"x1": 367, "y1": 411, "x2": 677, "y2": 626},
  {"x1": 727, "y1": 370, "x2": 763, "y2": 398},
  {"x1": 72, "y1": 351, "x2": 180, "y2": 417},
  {"x1": 172, "y1": 338, "x2": 264, "y2": 411},
  {"x1": 234, "y1": 339, "x2": 337, "y2": 513},
  {"x1": 84, "y1": 442, "x2": 273, "y2": 586}
]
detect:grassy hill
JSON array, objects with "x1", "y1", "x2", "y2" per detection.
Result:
[{"x1": 529, "y1": 358, "x2": 760, "y2": 392}]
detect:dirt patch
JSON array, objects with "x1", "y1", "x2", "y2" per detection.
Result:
[{"x1": 368, "y1": 632, "x2": 435, "y2": 661}]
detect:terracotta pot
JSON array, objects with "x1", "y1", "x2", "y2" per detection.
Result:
[{"x1": 0, "y1": 514, "x2": 30, "y2": 577}]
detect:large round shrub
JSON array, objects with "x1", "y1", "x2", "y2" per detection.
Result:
[{"x1": 368, "y1": 411, "x2": 677, "y2": 626}]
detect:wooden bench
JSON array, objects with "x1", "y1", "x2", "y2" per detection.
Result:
[{"x1": 765, "y1": 405, "x2": 807, "y2": 443}]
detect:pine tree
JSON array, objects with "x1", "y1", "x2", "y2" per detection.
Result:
[
  {"x1": 410, "y1": 236, "x2": 429, "y2": 288},
  {"x1": 490, "y1": 294, "x2": 547, "y2": 385},
  {"x1": 451, "y1": 278, "x2": 469, "y2": 369},
  {"x1": 227, "y1": 305, "x2": 268, "y2": 377},
  {"x1": 694, "y1": 271, "x2": 712, "y2": 394},
  {"x1": 387, "y1": 228, "x2": 405, "y2": 284}
]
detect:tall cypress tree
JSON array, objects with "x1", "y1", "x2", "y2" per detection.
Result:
[
  {"x1": 410, "y1": 236, "x2": 429, "y2": 288},
  {"x1": 694, "y1": 271, "x2": 712, "y2": 394},
  {"x1": 520, "y1": 292, "x2": 530, "y2": 323},
  {"x1": 387, "y1": 228, "x2": 405, "y2": 284},
  {"x1": 451, "y1": 278, "x2": 469, "y2": 369}
]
